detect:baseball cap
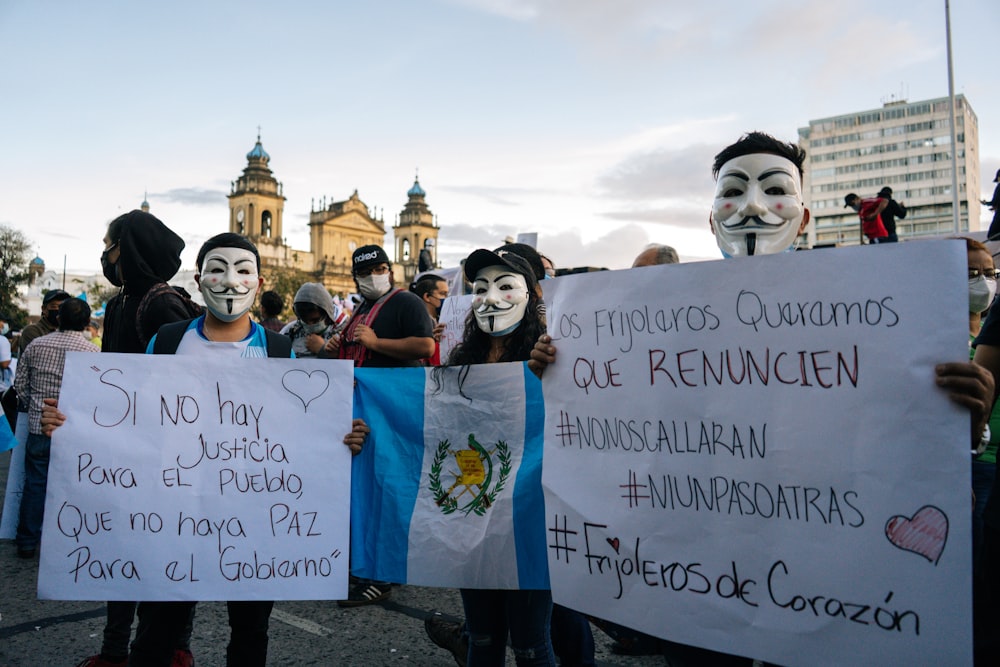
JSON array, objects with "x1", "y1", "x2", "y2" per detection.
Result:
[
  {"x1": 843, "y1": 193, "x2": 859, "y2": 208},
  {"x1": 42, "y1": 289, "x2": 71, "y2": 306},
  {"x1": 351, "y1": 245, "x2": 391, "y2": 273},
  {"x1": 463, "y1": 248, "x2": 538, "y2": 288}
]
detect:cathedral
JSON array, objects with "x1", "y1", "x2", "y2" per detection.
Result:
[{"x1": 227, "y1": 134, "x2": 440, "y2": 295}]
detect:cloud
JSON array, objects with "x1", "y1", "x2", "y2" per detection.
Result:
[
  {"x1": 439, "y1": 184, "x2": 548, "y2": 207},
  {"x1": 596, "y1": 143, "x2": 716, "y2": 201},
  {"x1": 153, "y1": 187, "x2": 228, "y2": 206}
]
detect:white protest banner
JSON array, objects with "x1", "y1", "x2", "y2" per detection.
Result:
[
  {"x1": 439, "y1": 294, "x2": 473, "y2": 363},
  {"x1": 38, "y1": 354, "x2": 354, "y2": 601},
  {"x1": 540, "y1": 241, "x2": 971, "y2": 666}
]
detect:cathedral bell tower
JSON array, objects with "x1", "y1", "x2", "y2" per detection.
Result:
[
  {"x1": 228, "y1": 133, "x2": 286, "y2": 265},
  {"x1": 392, "y1": 174, "x2": 439, "y2": 285}
]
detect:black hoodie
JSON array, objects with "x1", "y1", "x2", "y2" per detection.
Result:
[{"x1": 102, "y1": 210, "x2": 190, "y2": 353}]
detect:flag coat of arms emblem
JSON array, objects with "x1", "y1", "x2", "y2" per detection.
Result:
[{"x1": 351, "y1": 363, "x2": 549, "y2": 589}]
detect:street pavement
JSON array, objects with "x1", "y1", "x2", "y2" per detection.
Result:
[{"x1": 0, "y1": 449, "x2": 664, "y2": 666}]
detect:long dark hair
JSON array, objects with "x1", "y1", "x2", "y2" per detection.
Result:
[{"x1": 446, "y1": 291, "x2": 545, "y2": 365}]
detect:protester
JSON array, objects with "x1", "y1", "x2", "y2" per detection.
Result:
[
  {"x1": 79, "y1": 209, "x2": 196, "y2": 667},
  {"x1": 448, "y1": 248, "x2": 555, "y2": 666},
  {"x1": 409, "y1": 273, "x2": 449, "y2": 366},
  {"x1": 530, "y1": 132, "x2": 995, "y2": 665},
  {"x1": 877, "y1": 186, "x2": 906, "y2": 243},
  {"x1": 964, "y1": 237, "x2": 999, "y2": 580},
  {"x1": 0, "y1": 313, "x2": 12, "y2": 392},
  {"x1": 257, "y1": 290, "x2": 285, "y2": 332},
  {"x1": 19, "y1": 289, "x2": 70, "y2": 353},
  {"x1": 331, "y1": 244, "x2": 434, "y2": 369},
  {"x1": 43, "y1": 233, "x2": 363, "y2": 667},
  {"x1": 85, "y1": 319, "x2": 103, "y2": 348},
  {"x1": 631, "y1": 243, "x2": 679, "y2": 267},
  {"x1": 539, "y1": 253, "x2": 556, "y2": 279},
  {"x1": 844, "y1": 192, "x2": 889, "y2": 244},
  {"x1": 14, "y1": 297, "x2": 98, "y2": 559},
  {"x1": 279, "y1": 282, "x2": 347, "y2": 358}
]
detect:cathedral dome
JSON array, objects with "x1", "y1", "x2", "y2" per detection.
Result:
[
  {"x1": 407, "y1": 179, "x2": 425, "y2": 197},
  {"x1": 247, "y1": 140, "x2": 270, "y2": 161}
]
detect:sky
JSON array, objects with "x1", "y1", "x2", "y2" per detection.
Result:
[{"x1": 2, "y1": 0, "x2": 998, "y2": 275}]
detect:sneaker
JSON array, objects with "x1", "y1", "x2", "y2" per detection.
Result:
[
  {"x1": 75, "y1": 656, "x2": 128, "y2": 667},
  {"x1": 171, "y1": 649, "x2": 195, "y2": 667},
  {"x1": 424, "y1": 610, "x2": 467, "y2": 667},
  {"x1": 337, "y1": 581, "x2": 392, "y2": 607}
]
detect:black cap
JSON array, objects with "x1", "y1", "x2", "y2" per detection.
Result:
[
  {"x1": 844, "y1": 193, "x2": 859, "y2": 208},
  {"x1": 877, "y1": 187, "x2": 892, "y2": 198},
  {"x1": 463, "y1": 248, "x2": 538, "y2": 289},
  {"x1": 42, "y1": 289, "x2": 71, "y2": 306},
  {"x1": 351, "y1": 245, "x2": 391, "y2": 273}
]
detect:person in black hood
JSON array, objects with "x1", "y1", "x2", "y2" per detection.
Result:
[
  {"x1": 100, "y1": 209, "x2": 192, "y2": 354},
  {"x1": 78, "y1": 209, "x2": 197, "y2": 667}
]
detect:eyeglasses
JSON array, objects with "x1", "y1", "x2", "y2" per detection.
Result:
[
  {"x1": 355, "y1": 264, "x2": 390, "y2": 278},
  {"x1": 970, "y1": 268, "x2": 1000, "y2": 280}
]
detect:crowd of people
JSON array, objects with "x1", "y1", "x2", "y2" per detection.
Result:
[{"x1": 3, "y1": 130, "x2": 999, "y2": 666}]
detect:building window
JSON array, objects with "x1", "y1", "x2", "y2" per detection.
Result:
[{"x1": 262, "y1": 211, "x2": 273, "y2": 238}]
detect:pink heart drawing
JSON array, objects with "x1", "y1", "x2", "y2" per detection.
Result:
[
  {"x1": 884, "y1": 505, "x2": 948, "y2": 565},
  {"x1": 606, "y1": 537, "x2": 620, "y2": 554}
]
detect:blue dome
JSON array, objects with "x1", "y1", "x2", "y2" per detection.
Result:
[
  {"x1": 247, "y1": 140, "x2": 270, "y2": 161},
  {"x1": 408, "y1": 179, "x2": 425, "y2": 197},
  {"x1": 31, "y1": 256, "x2": 44, "y2": 265}
]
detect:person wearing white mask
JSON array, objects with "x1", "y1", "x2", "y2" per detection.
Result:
[
  {"x1": 280, "y1": 282, "x2": 347, "y2": 358},
  {"x1": 331, "y1": 244, "x2": 434, "y2": 369}
]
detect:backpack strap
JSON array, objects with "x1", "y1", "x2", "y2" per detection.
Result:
[
  {"x1": 264, "y1": 328, "x2": 293, "y2": 358},
  {"x1": 152, "y1": 319, "x2": 196, "y2": 355}
]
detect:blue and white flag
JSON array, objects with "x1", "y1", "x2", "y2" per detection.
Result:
[{"x1": 352, "y1": 363, "x2": 549, "y2": 589}]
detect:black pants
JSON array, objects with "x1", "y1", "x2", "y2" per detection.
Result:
[{"x1": 129, "y1": 600, "x2": 273, "y2": 667}]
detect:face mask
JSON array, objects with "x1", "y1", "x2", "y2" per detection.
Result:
[
  {"x1": 970, "y1": 275, "x2": 998, "y2": 313},
  {"x1": 198, "y1": 248, "x2": 260, "y2": 322},
  {"x1": 711, "y1": 153, "x2": 806, "y2": 257},
  {"x1": 357, "y1": 273, "x2": 392, "y2": 300},
  {"x1": 45, "y1": 309, "x2": 60, "y2": 326},
  {"x1": 300, "y1": 320, "x2": 328, "y2": 335},
  {"x1": 0, "y1": 323, "x2": 8, "y2": 336},
  {"x1": 101, "y1": 247, "x2": 123, "y2": 287},
  {"x1": 472, "y1": 265, "x2": 530, "y2": 336}
]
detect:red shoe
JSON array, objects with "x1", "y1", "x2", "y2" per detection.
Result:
[{"x1": 171, "y1": 649, "x2": 195, "y2": 667}]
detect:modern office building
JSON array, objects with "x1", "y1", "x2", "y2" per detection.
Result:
[{"x1": 798, "y1": 95, "x2": 981, "y2": 247}]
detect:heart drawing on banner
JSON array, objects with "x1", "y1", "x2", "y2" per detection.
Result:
[
  {"x1": 606, "y1": 537, "x2": 620, "y2": 554},
  {"x1": 281, "y1": 369, "x2": 330, "y2": 413},
  {"x1": 884, "y1": 505, "x2": 949, "y2": 565}
]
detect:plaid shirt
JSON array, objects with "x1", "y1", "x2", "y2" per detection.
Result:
[{"x1": 14, "y1": 330, "x2": 99, "y2": 435}]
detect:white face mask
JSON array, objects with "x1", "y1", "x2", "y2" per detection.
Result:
[
  {"x1": 711, "y1": 153, "x2": 807, "y2": 257},
  {"x1": 970, "y1": 275, "x2": 998, "y2": 313},
  {"x1": 0, "y1": 323, "x2": 8, "y2": 336},
  {"x1": 472, "y1": 265, "x2": 530, "y2": 336},
  {"x1": 357, "y1": 273, "x2": 393, "y2": 300},
  {"x1": 198, "y1": 248, "x2": 260, "y2": 322}
]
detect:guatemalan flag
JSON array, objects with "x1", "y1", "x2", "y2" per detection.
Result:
[{"x1": 351, "y1": 362, "x2": 549, "y2": 589}]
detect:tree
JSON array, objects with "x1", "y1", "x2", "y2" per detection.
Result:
[
  {"x1": 255, "y1": 265, "x2": 313, "y2": 320},
  {"x1": 0, "y1": 224, "x2": 34, "y2": 326}
]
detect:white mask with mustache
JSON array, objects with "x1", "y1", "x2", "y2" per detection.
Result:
[
  {"x1": 472, "y1": 265, "x2": 530, "y2": 336},
  {"x1": 711, "y1": 153, "x2": 807, "y2": 257},
  {"x1": 198, "y1": 247, "x2": 259, "y2": 322}
]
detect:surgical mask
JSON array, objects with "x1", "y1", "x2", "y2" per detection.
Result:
[
  {"x1": 0, "y1": 323, "x2": 8, "y2": 336},
  {"x1": 357, "y1": 273, "x2": 392, "y2": 301},
  {"x1": 101, "y1": 247, "x2": 123, "y2": 286},
  {"x1": 970, "y1": 275, "x2": 998, "y2": 313},
  {"x1": 300, "y1": 320, "x2": 328, "y2": 335}
]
